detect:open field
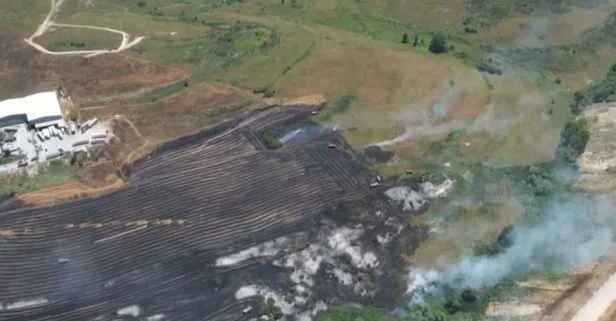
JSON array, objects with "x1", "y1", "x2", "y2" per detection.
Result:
[
  {"x1": 4, "y1": 1, "x2": 616, "y2": 320},
  {"x1": 0, "y1": 0, "x2": 51, "y2": 37},
  {"x1": 7, "y1": 0, "x2": 588, "y2": 171},
  {"x1": 0, "y1": 29, "x2": 186, "y2": 103},
  {"x1": 82, "y1": 82, "x2": 267, "y2": 144},
  {"x1": 0, "y1": 105, "x2": 378, "y2": 321}
]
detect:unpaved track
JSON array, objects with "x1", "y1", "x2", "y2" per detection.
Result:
[
  {"x1": 25, "y1": 0, "x2": 144, "y2": 57},
  {"x1": 570, "y1": 271, "x2": 616, "y2": 321}
]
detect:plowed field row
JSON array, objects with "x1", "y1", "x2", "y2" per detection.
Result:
[{"x1": 0, "y1": 105, "x2": 374, "y2": 321}]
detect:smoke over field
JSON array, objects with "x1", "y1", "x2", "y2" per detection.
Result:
[
  {"x1": 367, "y1": 81, "x2": 507, "y2": 148},
  {"x1": 408, "y1": 195, "x2": 616, "y2": 295}
]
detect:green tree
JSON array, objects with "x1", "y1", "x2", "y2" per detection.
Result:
[
  {"x1": 428, "y1": 33, "x2": 447, "y2": 54},
  {"x1": 557, "y1": 118, "x2": 590, "y2": 163},
  {"x1": 412, "y1": 34, "x2": 419, "y2": 47},
  {"x1": 402, "y1": 33, "x2": 409, "y2": 44}
]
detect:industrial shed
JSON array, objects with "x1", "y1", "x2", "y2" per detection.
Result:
[{"x1": 0, "y1": 91, "x2": 64, "y2": 129}]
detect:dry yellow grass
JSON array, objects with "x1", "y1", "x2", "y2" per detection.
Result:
[
  {"x1": 17, "y1": 179, "x2": 124, "y2": 205},
  {"x1": 268, "y1": 23, "x2": 557, "y2": 165},
  {"x1": 356, "y1": 0, "x2": 466, "y2": 28},
  {"x1": 558, "y1": 47, "x2": 616, "y2": 91}
]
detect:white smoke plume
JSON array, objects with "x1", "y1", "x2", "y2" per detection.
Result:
[
  {"x1": 409, "y1": 195, "x2": 616, "y2": 293},
  {"x1": 367, "y1": 81, "x2": 507, "y2": 148}
]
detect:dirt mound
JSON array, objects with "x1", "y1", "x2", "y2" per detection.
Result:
[
  {"x1": 576, "y1": 103, "x2": 616, "y2": 193},
  {"x1": 0, "y1": 28, "x2": 185, "y2": 103}
]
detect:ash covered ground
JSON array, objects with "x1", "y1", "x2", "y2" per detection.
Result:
[
  {"x1": 224, "y1": 194, "x2": 429, "y2": 321},
  {"x1": 0, "y1": 105, "x2": 440, "y2": 321}
]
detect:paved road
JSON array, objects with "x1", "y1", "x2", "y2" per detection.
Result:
[
  {"x1": 25, "y1": 0, "x2": 144, "y2": 57},
  {"x1": 570, "y1": 270, "x2": 616, "y2": 321}
]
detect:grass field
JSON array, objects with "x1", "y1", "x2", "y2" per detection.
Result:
[
  {"x1": 37, "y1": 26, "x2": 123, "y2": 52},
  {"x1": 467, "y1": 7, "x2": 613, "y2": 47},
  {"x1": 1, "y1": 0, "x2": 614, "y2": 281},
  {"x1": 0, "y1": 0, "x2": 51, "y2": 36},
  {"x1": 0, "y1": 160, "x2": 75, "y2": 196}
]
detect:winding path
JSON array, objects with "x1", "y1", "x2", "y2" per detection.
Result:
[{"x1": 25, "y1": 0, "x2": 144, "y2": 57}]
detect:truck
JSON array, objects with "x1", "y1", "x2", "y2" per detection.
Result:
[
  {"x1": 36, "y1": 131, "x2": 45, "y2": 142},
  {"x1": 81, "y1": 117, "x2": 99, "y2": 133},
  {"x1": 72, "y1": 140, "x2": 89, "y2": 148},
  {"x1": 42, "y1": 128, "x2": 50, "y2": 139},
  {"x1": 90, "y1": 139, "x2": 106, "y2": 145},
  {"x1": 69, "y1": 122, "x2": 76, "y2": 135}
]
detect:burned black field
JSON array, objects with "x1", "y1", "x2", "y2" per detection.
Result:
[{"x1": 0, "y1": 105, "x2": 426, "y2": 321}]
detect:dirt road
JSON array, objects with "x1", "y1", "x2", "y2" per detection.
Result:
[
  {"x1": 570, "y1": 271, "x2": 616, "y2": 321},
  {"x1": 539, "y1": 258, "x2": 616, "y2": 321},
  {"x1": 25, "y1": 0, "x2": 144, "y2": 57}
]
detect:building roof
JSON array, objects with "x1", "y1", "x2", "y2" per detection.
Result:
[{"x1": 0, "y1": 91, "x2": 62, "y2": 126}]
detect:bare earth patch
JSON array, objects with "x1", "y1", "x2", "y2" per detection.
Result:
[
  {"x1": 486, "y1": 302, "x2": 542, "y2": 317},
  {"x1": 0, "y1": 29, "x2": 186, "y2": 102}
]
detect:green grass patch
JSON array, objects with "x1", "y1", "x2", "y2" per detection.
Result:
[
  {"x1": 204, "y1": 100, "x2": 252, "y2": 117},
  {"x1": 0, "y1": 159, "x2": 75, "y2": 196},
  {"x1": 0, "y1": 0, "x2": 51, "y2": 36},
  {"x1": 135, "y1": 80, "x2": 188, "y2": 103},
  {"x1": 463, "y1": 0, "x2": 607, "y2": 30},
  {"x1": 46, "y1": 41, "x2": 101, "y2": 52},
  {"x1": 0, "y1": 155, "x2": 19, "y2": 166},
  {"x1": 314, "y1": 94, "x2": 355, "y2": 122},
  {"x1": 494, "y1": 44, "x2": 594, "y2": 73}
]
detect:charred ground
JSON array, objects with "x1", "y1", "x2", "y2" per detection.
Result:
[{"x1": 0, "y1": 105, "x2": 426, "y2": 321}]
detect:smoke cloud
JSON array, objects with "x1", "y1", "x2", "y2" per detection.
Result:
[
  {"x1": 367, "y1": 81, "x2": 507, "y2": 148},
  {"x1": 409, "y1": 195, "x2": 616, "y2": 293}
]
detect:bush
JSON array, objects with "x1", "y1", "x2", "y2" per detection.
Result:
[
  {"x1": 476, "y1": 59, "x2": 503, "y2": 75},
  {"x1": 262, "y1": 131, "x2": 282, "y2": 149},
  {"x1": 556, "y1": 118, "x2": 590, "y2": 163},
  {"x1": 428, "y1": 33, "x2": 447, "y2": 54},
  {"x1": 402, "y1": 32, "x2": 409, "y2": 44},
  {"x1": 570, "y1": 63, "x2": 616, "y2": 114},
  {"x1": 253, "y1": 86, "x2": 275, "y2": 97},
  {"x1": 475, "y1": 224, "x2": 514, "y2": 257}
]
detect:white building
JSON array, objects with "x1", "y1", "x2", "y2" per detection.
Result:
[{"x1": 0, "y1": 91, "x2": 64, "y2": 129}]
